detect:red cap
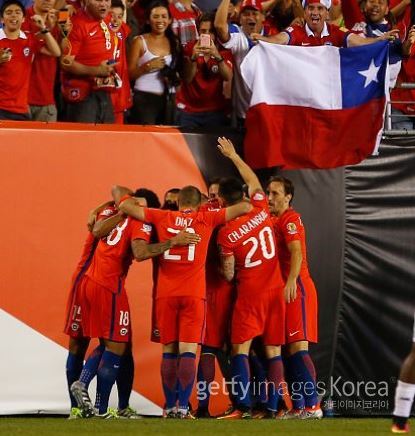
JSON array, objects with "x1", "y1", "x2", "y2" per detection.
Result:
[{"x1": 240, "y1": 0, "x2": 262, "y2": 12}]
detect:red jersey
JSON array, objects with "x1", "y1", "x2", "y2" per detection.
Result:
[
  {"x1": 285, "y1": 23, "x2": 350, "y2": 47},
  {"x1": 86, "y1": 217, "x2": 152, "y2": 293},
  {"x1": 143, "y1": 207, "x2": 227, "y2": 299},
  {"x1": 176, "y1": 42, "x2": 233, "y2": 113},
  {"x1": 217, "y1": 192, "x2": 284, "y2": 295},
  {"x1": 61, "y1": 10, "x2": 118, "y2": 102},
  {"x1": 0, "y1": 29, "x2": 43, "y2": 113},
  {"x1": 202, "y1": 203, "x2": 233, "y2": 296},
  {"x1": 110, "y1": 22, "x2": 132, "y2": 115},
  {"x1": 272, "y1": 208, "x2": 311, "y2": 280},
  {"x1": 72, "y1": 206, "x2": 117, "y2": 275},
  {"x1": 22, "y1": 7, "x2": 58, "y2": 106}
]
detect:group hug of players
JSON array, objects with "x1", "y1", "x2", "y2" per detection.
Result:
[{"x1": 63, "y1": 137, "x2": 321, "y2": 420}]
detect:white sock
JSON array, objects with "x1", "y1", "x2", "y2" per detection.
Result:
[{"x1": 393, "y1": 380, "x2": 415, "y2": 418}]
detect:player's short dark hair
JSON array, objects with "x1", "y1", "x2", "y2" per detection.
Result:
[
  {"x1": 111, "y1": 0, "x2": 125, "y2": 10},
  {"x1": 132, "y1": 188, "x2": 161, "y2": 209},
  {"x1": 267, "y1": 176, "x2": 295, "y2": 204},
  {"x1": 179, "y1": 185, "x2": 202, "y2": 208},
  {"x1": 165, "y1": 187, "x2": 180, "y2": 197},
  {"x1": 218, "y1": 177, "x2": 244, "y2": 206},
  {"x1": 1, "y1": 0, "x2": 25, "y2": 16},
  {"x1": 208, "y1": 177, "x2": 221, "y2": 188}
]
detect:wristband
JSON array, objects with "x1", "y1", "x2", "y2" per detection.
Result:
[
  {"x1": 191, "y1": 55, "x2": 197, "y2": 62},
  {"x1": 215, "y1": 57, "x2": 224, "y2": 62},
  {"x1": 40, "y1": 28, "x2": 50, "y2": 34},
  {"x1": 118, "y1": 194, "x2": 131, "y2": 207}
]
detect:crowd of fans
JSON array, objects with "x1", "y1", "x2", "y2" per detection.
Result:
[{"x1": 1, "y1": 0, "x2": 415, "y2": 128}]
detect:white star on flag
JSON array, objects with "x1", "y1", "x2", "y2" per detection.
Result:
[{"x1": 358, "y1": 59, "x2": 381, "y2": 88}]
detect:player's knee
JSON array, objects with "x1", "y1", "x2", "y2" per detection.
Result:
[
  {"x1": 287, "y1": 340, "x2": 309, "y2": 355},
  {"x1": 232, "y1": 342, "x2": 250, "y2": 355},
  {"x1": 265, "y1": 345, "x2": 281, "y2": 359},
  {"x1": 179, "y1": 342, "x2": 198, "y2": 354},
  {"x1": 163, "y1": 342, "x2": 178, "y2": 354}
]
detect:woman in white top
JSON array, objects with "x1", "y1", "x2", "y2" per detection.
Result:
[{"x1": 128, "y1": 1, "x2": 181, "y2": 124}]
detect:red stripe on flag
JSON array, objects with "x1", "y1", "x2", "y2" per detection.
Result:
[{"x1": 244, "y1": 97, "x2": 385, "y2": 170}]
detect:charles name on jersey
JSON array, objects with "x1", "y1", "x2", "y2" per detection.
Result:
[{"x1": 227, "y1": 209, "x2": 269, "y2": 243}]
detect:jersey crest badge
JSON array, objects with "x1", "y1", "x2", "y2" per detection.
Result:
[
  {"x1": 253, "y1": 192, "x2": 264, "y2": 201},
  {"x1": 142, "y1": 223, "x2": 152, "y2": 234},
  {"x1": 286, "y1": 222, "x2": 297, "y2": 234}
]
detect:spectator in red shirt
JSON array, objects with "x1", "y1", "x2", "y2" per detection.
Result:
[
  {"x1": 176, "y1": 12, "x2": 233, "y2": 128},
  {"x1": 0, "y1": 0, "x2": 60, "y2": 120},
  {"x1": 109, "y1": 0, "x2": 132, "y2": 124},
  {"x1": 22, "y1": 0, "x2": 60, "y2": 121},
  {"x1": 253, "y1": 0, "x2": 399, "y2": 46},
  {"x1": 60, "y1": 0, "x2": 119, "y2": 123}
]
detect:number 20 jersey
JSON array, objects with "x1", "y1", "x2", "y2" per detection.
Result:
[{"x1": 217, "y1": 192, "x2": 284, "y2": 295}]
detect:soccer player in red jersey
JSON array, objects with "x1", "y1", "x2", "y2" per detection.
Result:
[
  {"x1": 195, "y1": 185, "x2": 236, "y2": 418},
  {"x1": 252, "y1": 0, "x2": 399, "y2": 47},
  {"x1": 267, "y1": 176, "x2": 322, "y2": 419},
  {"x1": 64, "y1": 200, "x2": 124, "y2": 418},
  {"x1": 70, "y1": 190, "x2": 199, "y2": 419},
  {"x1": 215, "y1": 137, "x2": 286, "y2": 419},
  {"x1": 0, "y1": 0, "x2": 60, "y2": 120},
  {"x1": 113, "y1": 182, "x2": 251, "y2": 418},
  {"x1": 60, "y1": 0, "x2": 119, "y2": 123}
]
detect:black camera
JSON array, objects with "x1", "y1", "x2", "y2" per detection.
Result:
[{"x1": 160, "y1": 65, "x2": 180, "y2": 88}]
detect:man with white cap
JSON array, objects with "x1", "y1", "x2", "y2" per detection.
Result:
[{"x1": 253, "y1": 0, "x2": 399, "y2": 46}]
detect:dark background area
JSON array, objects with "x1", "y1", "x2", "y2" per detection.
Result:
[{"x1": 185, "y1": 130, "x2": 415, "y2": 415}]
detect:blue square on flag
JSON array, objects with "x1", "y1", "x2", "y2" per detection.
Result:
[{"x1": 340, "y1": 41, "x2": 389, "y2": 109}]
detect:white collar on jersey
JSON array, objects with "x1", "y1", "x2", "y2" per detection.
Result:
[
  {"x1": 305, "y1": 22, "x2": 329, "y2": 38},
  {"x1": 0, "y1": 29, "x2": 28, "y2": 40}
]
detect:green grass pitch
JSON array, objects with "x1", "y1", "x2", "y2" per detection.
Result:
[{"x1": 0, "y1": 417, "x2": 397, "y2": 435}]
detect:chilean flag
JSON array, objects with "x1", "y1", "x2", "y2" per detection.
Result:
[{"x1": 241, "y1": 40, "x2": 389, "y2": 170}]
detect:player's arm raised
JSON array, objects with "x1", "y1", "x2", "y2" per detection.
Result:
[
  {"x1": 217, "y1": 136, "x2": 262, "y2": 195},
  {"x1": 92, "y1": 211, "x2": 126, "y2": 239},
  {"x1": 285, "y1": 240, "x2": 302, "y2": 303},
  {"x1": 87, "y1": 200, "x2": 115, "y2": 231},
  {"x1": 132, "y1": 229, "x2": 201, "y2": 261},
  {"x1": 112, "y1": 185, "x2": 146, "y2": 221}
]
